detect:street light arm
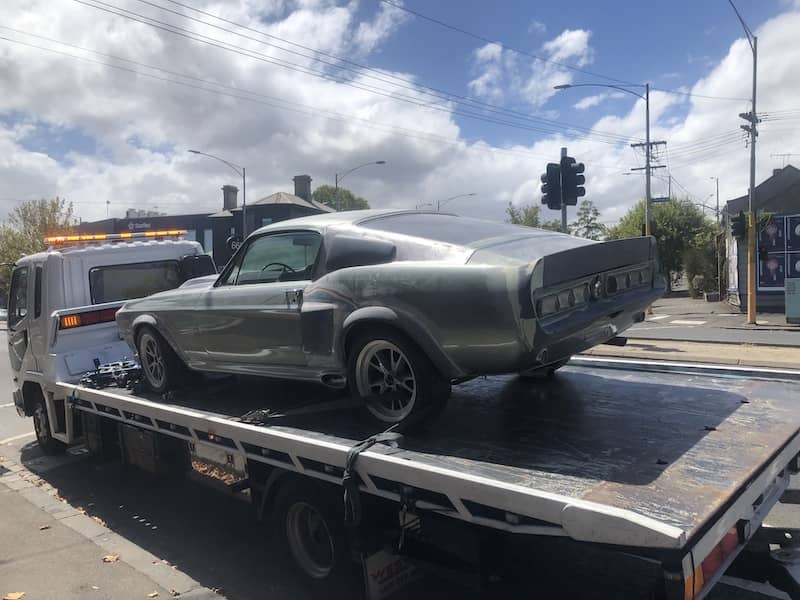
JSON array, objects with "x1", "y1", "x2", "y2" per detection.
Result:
[
  {"x1": 554, "y1": 83, "x2": 645, "y2": 101},
  {"x1": 336, "y1": 160, "x2": 386, "y2": 184},
  {"x1": 728, "y1": 0, "x2": 754, "y2": 47},
  {"x1": 188, "y1": 149, "x2": 243, "y2": 177},
  {"x1": 439, "y1": 192, "x2": 477, "y2": 211}
]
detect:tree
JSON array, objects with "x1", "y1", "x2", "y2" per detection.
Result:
[
  {"x1": 569, "y1": 200, "x2": 606, "y2": 240},
  {"x1": 312, "y1": 185, "x2": 369, "y2": 211},
  {"x1": 506, "y1": 202, "x2": 563, "y2": 232},
  {"x1": 0, "y1": 198, "x2": 74, "y2": 303},
  {"x1": 606, "y1": 198, "x2": 715, "y2": 292}
]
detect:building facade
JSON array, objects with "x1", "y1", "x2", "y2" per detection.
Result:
[
  {"x1": 77, "y1": 175, "x2": 332, "y2": 267},
  {"x1": 724, "y1": 165, "x2": 800, "y2": 313}
]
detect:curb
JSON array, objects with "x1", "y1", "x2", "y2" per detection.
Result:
[{"x1": 0, "y1": 454, "x2": 223, "y2": 599}]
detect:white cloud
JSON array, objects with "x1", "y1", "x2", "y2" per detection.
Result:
[
  {"x1": 528, "y1": 19, "x2": 546, "y2": 35},
  {"x1": 352, "y1": 1, "x2": 409, "y2": 56},
  {"x1": 468, "y1": 29, "x2": 593, "y2": 108},
  {"x1": 573, "y1": 92, "x2": 625, "y2": 110},
  {"x1": 0, "y1": 0, "x2": 799, "y2": 236}
]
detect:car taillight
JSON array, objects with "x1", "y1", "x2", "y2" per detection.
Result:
[
  {"x1": 59, "y1": 307, "x2": 119, "y2": 330},
  {"x1": 684, "y1": 527, "x2": 740, "y2": 599}
]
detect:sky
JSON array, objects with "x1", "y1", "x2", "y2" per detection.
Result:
[{"x1": 2, "y1": 0, "x2": 800, "y2": 227}]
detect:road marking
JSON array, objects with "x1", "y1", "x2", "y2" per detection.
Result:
[
  {"x1": 670, "y1": 319, "x2": 707, "y2": 325},
  {"x1": 0, "y1": 402, "x2": 15, "y2": 408},
  {"x1": 647, "y1": 315, "x2": 670, "y2": 321},
  {"x1": 0, "y1": 432, "x2": 35, "y2": 444}
]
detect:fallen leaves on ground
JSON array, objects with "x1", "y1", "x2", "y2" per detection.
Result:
[
  {"x1": 102, "y1": 554, "x2": 120, "y2": 563},
  {"x1": 38, "y1": 524, "x2": 50, "y2": 531},
  {"x1": 92, "y1": 516, "x2": 107, "y2": 527},
  {"x1": 170, "y1": 590, "x2": 180, "y2": 597},
  {"x1": 4, "y1": 593, "x2": 25, "y2": 600},
  {"x1": 147, "y1": 592, "x2": 159, "y2": 598}
]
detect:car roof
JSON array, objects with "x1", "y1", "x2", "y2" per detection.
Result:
[{"x1": 249, "y1": 209, "x2": 429, "y2": 236}]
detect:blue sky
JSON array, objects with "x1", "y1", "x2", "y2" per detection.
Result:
[{"x1": 1, "y1": 0, "x2": 799, "y2": 223}]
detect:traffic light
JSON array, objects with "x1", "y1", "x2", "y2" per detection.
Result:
[
  {"x1": 540, "y1": 162, "x2": 562, "y2": 210},
  {"x1": 730, "y1": 211, "x2": 747, "y2": 239},
  {"x1": 560, "y1": 155, "x2": 586, "y2": 206}
]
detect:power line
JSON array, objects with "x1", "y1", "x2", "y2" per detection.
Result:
[
  {"x1": 72, "y1": 0, "x2": 637, "y2": 145},
  {"x1": 378, "y1": 0, "x2": 749, "y2": 103},
  {"x1": 0, "y1": 31, "x2": 635, "y2": 171}
]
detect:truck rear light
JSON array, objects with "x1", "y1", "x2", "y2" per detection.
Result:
[
  {"x1": 684, "y1": 527, "x2": 740, "y2": 599},
  {"x1": 59, "y1": 307, "x2": 119, "y2": 330}
]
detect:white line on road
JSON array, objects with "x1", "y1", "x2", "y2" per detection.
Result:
[
  {"x1": 670, "y1": 319, "x2": 707, "y2": 325},
  {"x1": 647, "y1": 315, "x2": 670, "y2": 321},
  {"x1": 0, "y1": 432, "x2": 34, "y2": 444},
  {"x1": 0, "y1": 402, "x2": 15, "y2": 408}
]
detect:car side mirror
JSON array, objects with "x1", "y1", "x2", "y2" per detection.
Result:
[
  {"x1": 325, "y1": 235, "x2": 396, "y2": 272},
  {"x1": 179, "y1": 254, "x2": 218, "y2": 282}
]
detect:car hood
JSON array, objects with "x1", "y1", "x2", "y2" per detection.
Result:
[{"x1": 180, "y1": 274, "x2": 218, "y2": 289}]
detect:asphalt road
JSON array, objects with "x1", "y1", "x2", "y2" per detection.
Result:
[
  {"x1": 0, "y1": 328, "x2": 791, "y2": 600},
  {"x1": 627, "y1": 320, "x2": 800, "y2": 346}
]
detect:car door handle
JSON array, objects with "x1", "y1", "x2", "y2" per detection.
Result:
[{"x1": 285, "y1": 289, "x2": 303, "y2": 310}]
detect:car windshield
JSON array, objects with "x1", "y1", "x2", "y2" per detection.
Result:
[{"x1": 89, "y1": 260, "x2": 181, "y2": 303}]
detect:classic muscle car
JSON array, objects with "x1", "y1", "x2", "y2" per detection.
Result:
[{"x1": 116, "y1": 210, "x2": 664, "y2": 425}]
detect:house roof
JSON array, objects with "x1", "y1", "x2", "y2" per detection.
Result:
[
  {"x1": 725, "y1": 164, "x2": 800, "y2": 215},
  {"x1": 229, "y1": 191, "x2": 335, "y2": 213}
]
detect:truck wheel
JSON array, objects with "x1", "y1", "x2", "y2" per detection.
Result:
[
  {"x1": 273, "y1": 479, "x2": 361, "y2": 595},
  {"x1": 32, "y1": 396, "x2": 65, "y2": 455},
  {"x1": 136, "y1": 326, "x2": 182, "y2": 395},
  {"x1": 348, "y1": 328, "x2": 450, "y2": 428}
]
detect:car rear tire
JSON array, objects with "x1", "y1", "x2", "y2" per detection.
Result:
[
  {"x1": 136, "y1": 326, "x2": 183, "y2": 395},
  {"x1": 31, "y1": 394, "x2": 65, "y2": 455},
  {"x1": 348, "y1": 328, "x2": 450, "y2": 428}
]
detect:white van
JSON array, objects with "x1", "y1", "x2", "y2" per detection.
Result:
[{"x1": 6, "y1": 230, "x2": 216, "y2": 452}]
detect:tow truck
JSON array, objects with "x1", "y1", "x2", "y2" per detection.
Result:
[{"x1": 7, "y1": 236, "x2": 800, "y2": 599}]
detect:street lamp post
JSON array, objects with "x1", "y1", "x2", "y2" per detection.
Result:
[
  {"x1": 188, "y1": 149, "x2": 247, "y2": 237},
  {"x1": 438, "y1": 192, "x2": 477, "y2": 212},
  {"x1": 334, "y1": 161, "x2": 386, "y2": 211},
  {"x1": 555, "y1": 82, "x2": 652, "y2": 236}
]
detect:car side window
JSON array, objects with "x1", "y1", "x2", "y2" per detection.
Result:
[
  {"x1": 235, "y1": 232, "x2": 321, "y2": 285},
  {"x1": 8, "y1": 266, "x2": 29, "y2": 329}
]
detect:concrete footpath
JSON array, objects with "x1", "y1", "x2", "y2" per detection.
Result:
[
  {"x1": 584, "y1": 338, "x2": 800, "y2": 369},
  {"x1": 0, "y1": 454, "x2": 221, "y2": 600}
]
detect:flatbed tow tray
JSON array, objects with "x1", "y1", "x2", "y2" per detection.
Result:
[{"x1": 57, "y1": 360, "x2": 800, "y2": 554}]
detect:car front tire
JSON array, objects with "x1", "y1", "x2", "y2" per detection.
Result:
[
  {"x1": 136, "y1": 326, "x2": 182, "y2": 395},
  {"x1": 348, "y1": 328, "x2": 450, "y2": 429}
]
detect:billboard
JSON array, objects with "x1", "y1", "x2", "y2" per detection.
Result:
[{"x1": 758, "y1": 213, "x2": 800, "y2": 291}]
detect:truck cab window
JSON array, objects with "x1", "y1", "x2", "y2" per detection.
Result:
[
  {"x1": 8, "y1": 266, "x2": 29, "y2": 329},
  {"x1": 34, "y1": 266, "x2": 43, "y2": 319}
]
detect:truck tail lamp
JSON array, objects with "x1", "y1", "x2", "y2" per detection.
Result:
[
  {"x1": 59, "y1": 307, "x2": 120, "y2": 330},
  {"x1": 684, "y1": 527, "x2": 740, "y2": 599}
]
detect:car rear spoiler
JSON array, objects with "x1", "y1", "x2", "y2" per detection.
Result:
[{"x1": 537, "y1": 237, "x2": 656, "y2": 288}]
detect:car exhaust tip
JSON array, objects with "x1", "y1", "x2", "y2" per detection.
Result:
[{"x1": 320, "y1": 373, "x2": 347, "y2": 389}]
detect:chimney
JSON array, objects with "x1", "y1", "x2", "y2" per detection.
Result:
[
  {"x1": 774, "y1": 168, "x2": 783, "y2": 177},
  {"x1": 293, "y1": 175, "x2": 312, "y2": 202},
  {"x1": 222, "y1": 184, "x2": 238, "y2": 211}
]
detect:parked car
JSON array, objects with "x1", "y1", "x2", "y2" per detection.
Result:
[{"x1": 116, "y1": 210, "x2": 664, "y2": 425}]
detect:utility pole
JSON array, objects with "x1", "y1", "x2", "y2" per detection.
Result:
[
  {"x1": 560, "y1": 147, "x2": 568, "y2": 233},
  {"x1": 730, "y1": 0, "x2": 758, "y2": 324},
  {"x1": 631, "y1": 138, "x2": 667, "y2": 233}
]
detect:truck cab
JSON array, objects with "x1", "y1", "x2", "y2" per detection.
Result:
[{"x1": 6, "y1": 230, "x2": 216, "y2": 451}]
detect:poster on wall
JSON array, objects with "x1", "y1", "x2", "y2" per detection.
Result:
[
  {"x1": 757, "y1": 213, "x2": 799, "y2": 291},
  {"x1": 788, "y1": 216, "x2": 800, "y2": 251},
  {"x1": 788, "y1": 252, "x2": 800, "y2": 278}
]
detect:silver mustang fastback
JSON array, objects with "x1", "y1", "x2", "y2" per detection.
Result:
[{"x1": 116, "y1": 210, "x2": 664, "y2": 425}]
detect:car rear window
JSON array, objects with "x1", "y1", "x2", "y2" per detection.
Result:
[
  {"x1": 89, "y1": 260, "x2": 180, "y2": 304},
  {"x1": 360, "y1": 213, "x2": 526, "y2": 246}
]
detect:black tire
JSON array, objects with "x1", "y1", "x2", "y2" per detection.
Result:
[
  {"x1": 348, "y1": 327, "x2": 450, "y2": 429},
  {"x1": 31, "y1": 392, "x2": 66, "y2": 455},
  {"x1": 272, "y1": 478, "x2": 362, "y2": 595},
  {"x1": 136, "y1": 326, "x2": 184, "y2": 395},
  {"x1": 518, "y1": 358, "x2": 571, "y2": 380}
]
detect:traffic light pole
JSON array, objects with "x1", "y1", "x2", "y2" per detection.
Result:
[{"x1": 561, "y1": 147, "x2": 568, "y2": 233}]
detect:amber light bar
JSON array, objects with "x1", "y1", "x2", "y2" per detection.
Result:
[
  {"x1": 45, "y1": 230, "x2": 186, "y2": 245},
  {"x1": 59, "y1": 307, "x2": 120, "y2": 330}
]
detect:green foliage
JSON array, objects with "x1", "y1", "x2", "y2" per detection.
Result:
[
  {"x1": 506, "y1": 202, "x2": 564, "y2": 232},
  {"x1": 0, "y1": 198, "x2": 74, "y2": 302},
  {"x1": 312, "y1": 184, "x2": 370, "y2": 211},
  {"x1": 607, "y1": 198, "x2": 718, "y2": 292},
  {"x1": 569, "y1": 200, "x2": 607, "y2": 240}
]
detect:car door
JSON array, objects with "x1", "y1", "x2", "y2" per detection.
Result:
[
  {"x1": 7, "y1": 265, "x2": 31, "y2": 375},
  {"x1": 197, "y1": 230, "x2": 322, "y2": 372}
]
